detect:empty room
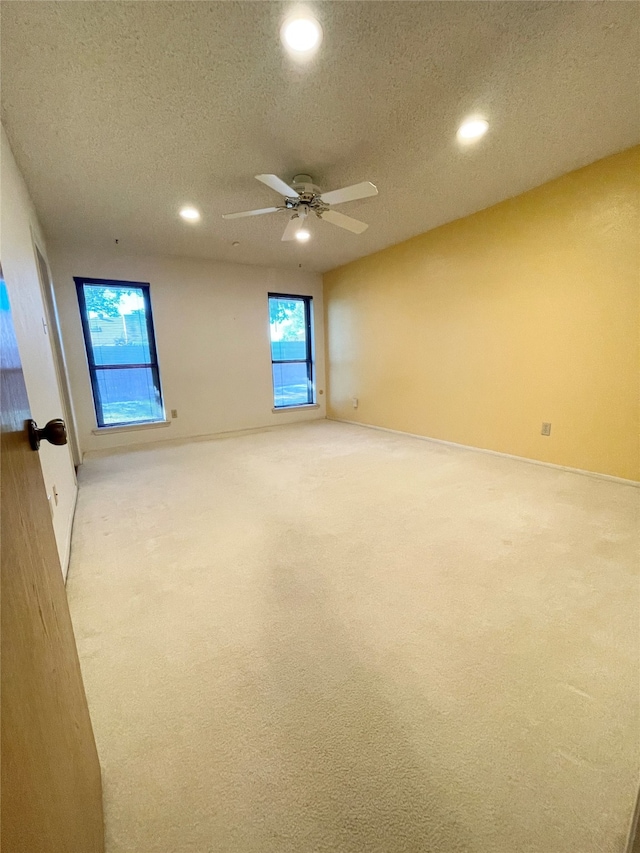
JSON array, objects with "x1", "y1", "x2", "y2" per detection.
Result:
[{"x1": 1, "y1": 2, "x2": 639, "y2": 852}]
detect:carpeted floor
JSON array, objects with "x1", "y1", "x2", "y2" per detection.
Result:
[{"x1": 66, "y1": 420, "x2": 639, "y2": 853}]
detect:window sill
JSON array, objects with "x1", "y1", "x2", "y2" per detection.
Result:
[
  {"x1": 92, "y1": 420, "x2": 171, "y2": 436},
  {"x1": 272, "y1": 404, "x2": 320, "y2": 414}
]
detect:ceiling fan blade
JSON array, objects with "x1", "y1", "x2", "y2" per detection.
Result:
[
  {"x1": 320, "y1": 209, "x2": 369, "y2": 234},
  {"x1": 222, "y1": 206, "x2": 280, "y2": 220},
  {"x1": 256, "y1": 174, "x2": 300, "y2": 198},
  {"x1": 281, "y1": 216, "x2": 301, "y2": 242},
  {"x1": 320, "y1": 181, "x2": 378, "y2": 206}
]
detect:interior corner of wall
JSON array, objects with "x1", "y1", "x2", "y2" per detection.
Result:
[{"x1": 61, "y1": 483, "x2": 79, "y2": 583}]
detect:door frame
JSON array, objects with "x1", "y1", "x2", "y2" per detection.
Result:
[{"x1": 31, "y1": 232, "x2": 82, "y2": 466}]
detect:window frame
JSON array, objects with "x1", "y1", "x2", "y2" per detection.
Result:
[
  {"x1": 75, "y1": 276, "x2": 165, "y2": 428},
  {"x1": 268, "y1": 292, "x2": 314, "y2": 409}
]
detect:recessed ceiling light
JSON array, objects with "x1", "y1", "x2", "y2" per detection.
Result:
[
  {"x1": 457, "y1": 118, "x2": 489, "y2": 143},
  {"x1": 179, "y1": 206, "x2": 200, "y2": 221},
  {"x1": 296, "y1": 228, "x2": 311, "y2": 242},
  {"x1": 281, "y1": 16, "x2": 322, "y2": 54}
]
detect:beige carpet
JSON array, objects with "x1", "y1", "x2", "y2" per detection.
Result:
[{"x1": 66, "y1": 420, "x2": 639, "y2": 853}]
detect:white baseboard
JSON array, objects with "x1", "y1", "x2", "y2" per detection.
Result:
[
  {"x1": 82, "y1": 416, "x2": 326, "y2": 460},
  {"x1": 329, "y1": 418, "x2": 640, "y2": 488}
]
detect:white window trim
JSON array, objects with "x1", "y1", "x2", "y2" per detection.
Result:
[{"x1": 91, "y1": 420, "x2": 171, "y2": 435}]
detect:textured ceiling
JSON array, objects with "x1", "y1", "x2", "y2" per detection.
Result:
[{"x1": 2, "y1": 1, "x2": 639, "y2": 273}]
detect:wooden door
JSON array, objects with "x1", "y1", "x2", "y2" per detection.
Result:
[{"x1": 0, "y1": 273, "x2": 104, "y2": 852}]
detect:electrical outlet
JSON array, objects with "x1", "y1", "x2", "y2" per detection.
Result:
[
  {"x1": 541, "y1": 422, "x2": 551, "y2": 436},
  {"x1": 352, "y1": 397, "x2": 358, "y2": 409},
  {"x1": 171, "y1": 409, "x2": 178, "y2": 419}
]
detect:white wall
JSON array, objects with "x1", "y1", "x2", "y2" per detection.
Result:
[
  {"x1": 1, "y1": 127, "x2": 78, "y2": 576},
  {"x1": 48, "y1": 245, "x2": 326, "y2": 453}
]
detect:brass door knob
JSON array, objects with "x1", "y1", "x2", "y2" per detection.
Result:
[{"x1": 28, "y1": 418, "x2": 67, "y2": 451}]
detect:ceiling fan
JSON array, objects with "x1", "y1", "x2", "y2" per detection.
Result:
[{"x1": 222, "y1": 174, "x2": 378, "y2": 241}]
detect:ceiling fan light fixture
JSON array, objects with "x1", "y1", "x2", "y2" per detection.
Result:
[
  {"x1": 457, "y1": 118, "x2": 489, "y2": 143},
  {"x1": 222, "y1": 174, "x2": 375, "y2": 237},
  {"x1": 179, "y1": 206, "x2": 201, "y2": 221},
  {"x1": 281, "y1": 16, "x2": 322, "y2": 54}
]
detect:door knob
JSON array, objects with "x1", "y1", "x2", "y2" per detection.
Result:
[{"x1": 28, "y1": 418, "x2": 67, "y2": 451}]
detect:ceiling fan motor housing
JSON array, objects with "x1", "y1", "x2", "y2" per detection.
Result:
[{"x1": 286, "y1": 175, "x2": 329, "y2": 216}]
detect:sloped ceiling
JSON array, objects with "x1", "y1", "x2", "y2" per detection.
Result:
[{"x1": 2, "y1": 1, "x2": 638, "y2": 273}]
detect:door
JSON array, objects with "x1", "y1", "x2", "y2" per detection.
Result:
[{"x1": 0, "y1": 273, "x2": 104, "y2": 852}]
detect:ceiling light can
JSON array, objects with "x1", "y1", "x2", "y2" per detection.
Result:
[
  {"x1": 457, "y1": 118, "x2": 489, "y2": 143},
  {"x1": 179, "y1": 206, "x2": 201, "y2": 221},
  {"x1": 281, "y1": 15, "x2": 322, "y2": 55}
]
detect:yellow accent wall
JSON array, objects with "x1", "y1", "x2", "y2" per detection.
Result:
[{"x1": 324, "y1": 147, "x2": 640, "y2": 481}]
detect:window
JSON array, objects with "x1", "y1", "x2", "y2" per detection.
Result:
[
  {"x1": 269, "y1": 293, "x2": 314, "y2": 408},
  {"x1": 75, "y1": 278, "x2": 164, "y2": 427}
]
